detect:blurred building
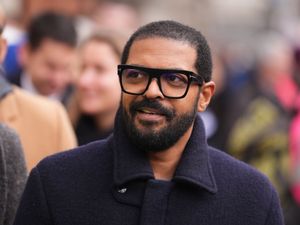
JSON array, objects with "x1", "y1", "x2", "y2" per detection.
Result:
[{"x1": 1, "y1": 0, "x2": 299, "y2": 41}]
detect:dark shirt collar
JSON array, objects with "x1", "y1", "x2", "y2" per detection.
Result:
[
  {"x1": 112, "y1": 109, "x2": 218, "y2": 194},
  {"x1": 0, "y1": 67, "x2": 12, "y2": 100}
]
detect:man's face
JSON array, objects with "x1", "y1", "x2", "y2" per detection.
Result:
[
  {"x1": 23, "y1": 38, "x2": 75, "y2": 96},
  {"x1": 121, "y1": 37, "x2": 203, "y2": 152}
]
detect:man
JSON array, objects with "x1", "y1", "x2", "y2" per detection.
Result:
[
  {"x1": 8, "y1": 12, "x2": 77, "y2": 104},
  {"x1": 0, "y1": 7, "x2": 77, "y2": 170},
  {"x1": 14, "y1": 21, "x2": 284, "y2": 224}
]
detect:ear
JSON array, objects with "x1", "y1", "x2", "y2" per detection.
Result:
[
  {"x1": 0, "y1": 37, "x2": 7, "y2": 63},
  {"x1": 197, "y1": 81, "x2": 215, "y2": 112}
]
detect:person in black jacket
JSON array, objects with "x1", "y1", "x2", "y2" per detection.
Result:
[{"x1": 14, "y1": 20, "x2": 284, "y2": 225}]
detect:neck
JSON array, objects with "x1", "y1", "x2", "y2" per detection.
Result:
[{"x1": 148, "y1": 125, "x2": 194, "y2": 180}]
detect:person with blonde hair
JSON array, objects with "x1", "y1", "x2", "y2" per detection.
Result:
[{"x1": 68, "y1": 30, "x2": 125, "y2": 145}]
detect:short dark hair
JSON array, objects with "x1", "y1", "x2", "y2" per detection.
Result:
[
  {"x1": 27, "y1": 11, "x2": 77, "y2": 51},
  {"x1": 121, "y1": 20, "x2": 212, "y2": 82}
]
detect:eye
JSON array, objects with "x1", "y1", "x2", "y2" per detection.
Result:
[
  {"x1": 123, "y1": 69, "x2": 147, "y2": 84},
  {"x1": 162, "y1": 73, "x2": 188, "y2": 87},
  {"x1": 124, "y1": 69, "x2": 143, "y2": 78}
]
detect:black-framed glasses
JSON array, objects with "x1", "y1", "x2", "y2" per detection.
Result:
[{"x1": 117, "y1": 64, "x2": 204, "y2": 99}]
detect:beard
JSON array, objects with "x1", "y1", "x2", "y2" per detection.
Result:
[{"x1": 121, "y1": 97, "x2": 199, "y2": 153}]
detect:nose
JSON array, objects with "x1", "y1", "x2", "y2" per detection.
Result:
[
  {"x1": 50, "y1": 69, "x2": 71, "y2": 87},
  {"x1": 143, "y1": 78, "x2": 164, "y2": 99},
  {"x1": 78, "y1": 69, "x2": 94, "y2": 88}
]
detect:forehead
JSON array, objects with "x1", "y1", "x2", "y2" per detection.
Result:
[
  {"x1": 32, "y1": 38, "x2": 74, "y2": 52},
  {"x1": 127, "y1": 37, "x2": 197, "y2": 72},
  {"x1": 32, "y1": 39, "x2": 74, "y2": 55},
  {"x1": 81, "y1": 40, "x2": 116, "y2": 55},
  {"x1": 80, "y1": 41, "x2": 119, "y2": 65}
]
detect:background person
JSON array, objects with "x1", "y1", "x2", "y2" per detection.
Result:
[
  {"x1": 0, "y1": 123, "x2": 27, "y2": 225},
  {"x1": 224, "y1": 33, "x2": 295, "y2": 222},
  {"x1": 0, "y1": 6, "x2": 77, "y2": 170},
  {"x1": 68, "y1": 31, "x2": 124, "y2": 145},
  {"x1": 7, "y1": 11, "x2": 77, "y2": 104}
]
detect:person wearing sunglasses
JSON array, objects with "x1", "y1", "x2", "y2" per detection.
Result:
[{"x1": 14, "y1": 21, "x2": 283, "y2": 225}]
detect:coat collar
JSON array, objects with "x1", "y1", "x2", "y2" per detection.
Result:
[
  {"x1": 0, "y1": 68, "x2": 12, "y2": 100},
  {"x1": 112, "y1": 109, "x2": 218, "y2": 194}
]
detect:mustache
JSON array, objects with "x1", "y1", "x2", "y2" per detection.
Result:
[{"x1": 129, "y1": 99, "x2": 175, "y2": 119}]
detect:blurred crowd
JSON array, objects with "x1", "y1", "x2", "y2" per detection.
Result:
[{"x1": 0, "y1": 0, "x2": 300, "y2": 224}]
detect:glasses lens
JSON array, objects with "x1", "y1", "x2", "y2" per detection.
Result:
[
  {"x1": 121, "y1": 68, "x2": 149, "y2": 94},
  {"x1": 160, "y1": 72, "x2": 189, "y2": 98}
]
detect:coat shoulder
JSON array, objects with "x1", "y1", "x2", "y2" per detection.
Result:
[
  {"x1": 12, "y1": 87, "x2": 76, "y2": 143},
  {"x1": 35, "y1": 138, "x2": 112, "y2": 176},
  {"x1": 208, "y1": 147, "x2": 283, "y2": 223},
  {"x1": 209, "y1": 146, "x2": 273, "y2": 188},
  {"x1": 12, "y1": 87, "x2": 65, "y2": 114},
  {"x1": 208, "y1": 147, "x2": 279, "y2": 206}
]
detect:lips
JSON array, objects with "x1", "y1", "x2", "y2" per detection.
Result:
[
  {"x1": 135, "y1": 107, "x2": 166, "y2": 125},
  {"x1": 129, "y1": 99, "x2": 175, "y2": 119},
  {"x1": 138, "y1": 107, "x2": 165, "y2": 116}
]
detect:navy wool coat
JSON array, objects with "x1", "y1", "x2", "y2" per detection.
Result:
[{"x1": 14, "y1": 114, "x2": 284, "y2": 225}]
